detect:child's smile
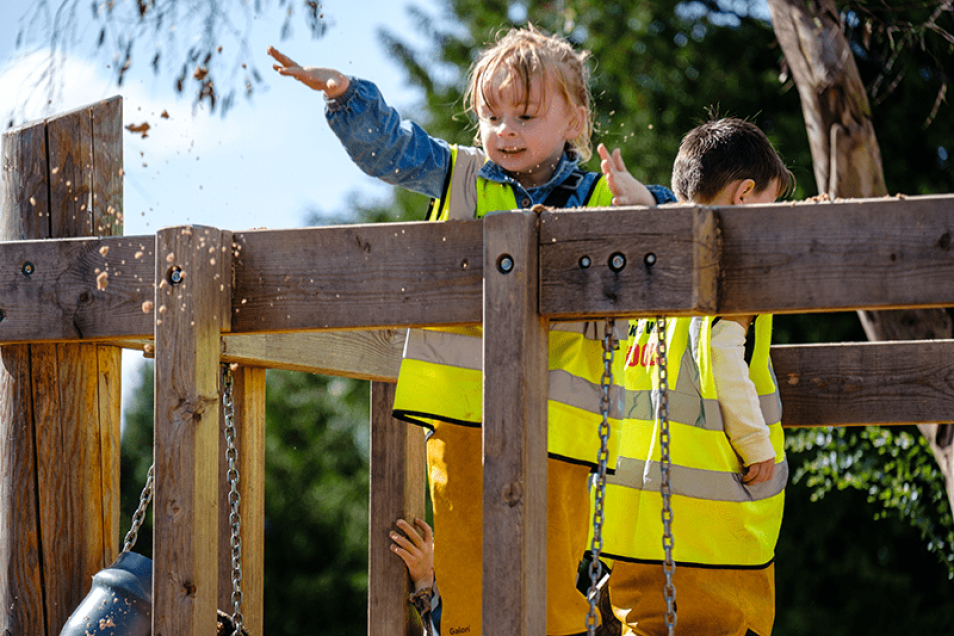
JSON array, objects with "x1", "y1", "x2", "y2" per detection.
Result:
[{"x1": 476, "y1": 69, "x2": 584, "y2": 189}]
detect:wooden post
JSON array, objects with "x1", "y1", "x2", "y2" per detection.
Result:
[
  {"x1": 482, "y1": 212, "x2": 548, "y2": 636},
  {"x1": 0, "y1": 97, "x2": 123, "y2": 636},
  {"x1": 153, "y1": 225, "x2": 232, "y2": 636},
  {"x1": 368, "y1": 381, "x2": 427, "y2": 636},
  {"x1": 218, "y1": 364, "x2": 267, "y2": 636}
]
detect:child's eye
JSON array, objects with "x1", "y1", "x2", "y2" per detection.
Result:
[{"x1": 519, "y1": 114, "x2": 535, "y2": 122}]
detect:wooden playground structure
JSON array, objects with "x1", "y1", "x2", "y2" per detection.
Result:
[{"x1": 1, "y1": 97, "x2": 953, "y2": 636}]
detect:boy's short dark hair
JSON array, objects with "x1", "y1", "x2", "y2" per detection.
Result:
[{"x1": 672, "y1": 117, "x2": 794, "y2": 203}]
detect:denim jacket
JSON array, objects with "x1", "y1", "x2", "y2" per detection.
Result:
[{"x1": 325, "y1": 77, "x2": 675, "y2": 208}]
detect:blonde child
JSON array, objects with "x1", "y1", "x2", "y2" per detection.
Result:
[
  {"x1": 597, "y1": 117, "x2": 793, "y2": 636},
  {"x1": 269, "y1": 26, "x2": 674, "y2": 636}
]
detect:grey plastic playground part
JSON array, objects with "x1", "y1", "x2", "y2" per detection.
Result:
[{"x1": 58, "y1": 551, "x2": 152, "y2": 636}]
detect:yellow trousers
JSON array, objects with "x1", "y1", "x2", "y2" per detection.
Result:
[
  {"x1": 608, "y1": 560, "x2": 775, "y2": 636},
  {"x1": 427, "y1": 422, "x2": 595, "y2": 636}
]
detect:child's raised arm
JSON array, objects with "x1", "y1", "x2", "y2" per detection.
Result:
[
  {"x1": 267, "y1": 46, "x2": 350, "y2": 99},
  {"x1": 390, "y1": 518, "x2": 435, "y2": 592},
  {"x1": 598, "y1": 143, "x2": 656, "y2": 207}
]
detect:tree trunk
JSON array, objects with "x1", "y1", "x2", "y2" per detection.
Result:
[{"x1": 766, "y1": 0, "x2": 954, "y2": 511}]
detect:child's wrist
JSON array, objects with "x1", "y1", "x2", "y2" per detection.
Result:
[{"x1": 414, "y1": 572, "x2": 435, "y2": 592}]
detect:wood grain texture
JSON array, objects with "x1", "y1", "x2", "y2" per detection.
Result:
[
  {"x1": 220, "y1": 330, "x2": 405, "y2": 380},
  {"x1": 0, "y1": 96, "x2": 123, "y2": 636},
  {"x1": 539, "y1": 206, "x2": 719, "y2": 318},
  {"x1": 153, "y1": 225, "x2": 232, "y2": 636},
  {"x1": 0, "y1": 345, "x2": 46, "y2": 636},
  {"x1": 0, "y1": 235, "x2": 155, "y2": 343},
  {"x1": 717, "y1": 195, "x2": 954, "y2": 314},
  {"x1": 230, "y1": 220, "x2": 484, "y2": 333},
  {"x1": 774, "y1": 340, "x2": 954, "y2": 427},
  {"x1": 482, "y1": 212, "x2": 548, "y2": 636},
  {"x1": 2, "y1": 195, "x2": 954, "y2": 344},
  {"x1": 368, "y1": 381, "x2": 427, "y2": 636},
  {"x1": 0, "y1": 111, "x2": 48, "y2": 636}
]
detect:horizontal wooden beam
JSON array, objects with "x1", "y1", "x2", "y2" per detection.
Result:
[
  {"x1": 219, "y1": 331, "x2": 954, "y2": 430},
  {"x1": 0, "y1": 235, "x2": 155, "y2": 342},
  {"x1": 717, "y1": 194, "x2": 954, "y2": 315},
  {"x1": 1, "y1": 195, "x2": 953, "y2": 344},
  {"x1": 774, "y1": 339, "x2": 954, "y2": 427},
  {"x1": 219, "y1": 330, "x2": 405, "y2": 381},
  {"x1": 538, "y1": 205, "x2": 718, "y2": 318}
]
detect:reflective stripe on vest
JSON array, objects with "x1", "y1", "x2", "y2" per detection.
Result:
[
  {"x1": 597, "y1": 315, "x2": 786, "y2": 568},
  {"x1": 392, "y1": 145, "x2": 621, "y2": 468}
]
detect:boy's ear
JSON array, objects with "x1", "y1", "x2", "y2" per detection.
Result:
[
  {"x1": 732, "y1": 179, "x2": 757, "y2": 205},
  {"x1": 565, "y1": 104, "x2": 587, "y2": 140}
]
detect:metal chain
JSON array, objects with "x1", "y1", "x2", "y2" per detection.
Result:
[
  {"x1": 222, "y1": 365, "x2": 245, "y2": 636},
  {"x1": 121, "y1": 463, "x2": 155, "y2": 554},
  {"x1": 656, "y1": 317, "x2": 677, "y2": 635},
  {"x1": 586, "y1": 319, "x2": 616, "y2": 636}
]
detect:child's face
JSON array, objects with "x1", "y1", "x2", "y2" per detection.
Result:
[{"x1": 476, "y1": 68, "x2": 584, "y2": 189}]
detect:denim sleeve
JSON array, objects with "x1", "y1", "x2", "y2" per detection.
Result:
[
  {"x1": 325, "y1": 78, "x2": 451, "y2": 199},
  {"x1": 648, "y1": 184, "x2": 677, "y2": 205}
]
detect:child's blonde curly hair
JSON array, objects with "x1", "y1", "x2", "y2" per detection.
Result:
[{"x1": 463, "y1": 24, "x2": 594, "y2": 162}]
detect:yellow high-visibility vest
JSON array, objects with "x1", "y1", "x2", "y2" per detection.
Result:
[
  {"x1": 392, "y1": 145, "x2": 626, "y2": 467},
  {"x1": 597, "y1": 315, "x2": 787, "y2": 568}
]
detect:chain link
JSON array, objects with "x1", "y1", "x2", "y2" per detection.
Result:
[
  {"x1": 656, "y1": 317, "x2": 677, "y2": 635},
  {"x1": 586, "y1": 319, "x2": 616, "y2": 636},
  {"x1": 222, "y1": 365, "x2": 245, "y2": 636},
  {"x1": 122, "y1": 463, "x2": 155, "y2": 554}
]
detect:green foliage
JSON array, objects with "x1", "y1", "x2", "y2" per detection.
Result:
[
  {"x1": 787, "y1": 425, "x2": 954, "y2": 577},
  {"x1": 775, "y1": 457, "x2": 954, "y2": 633},
  {"x1": 120, "y1": 359, "x2": 156, "y2": 558},
  {"x1": 120, "y1": 361, "x2": 372, "y2": 636},
  {"x1": 262, "y1": 369, "x2": 370, "y2": 635}
]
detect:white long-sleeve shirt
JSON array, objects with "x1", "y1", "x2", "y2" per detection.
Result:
[{"x1": 709, "y1": 318, "x2": 776, "y2": 466}]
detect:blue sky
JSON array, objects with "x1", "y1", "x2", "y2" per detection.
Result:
[{"x1": 0, "y1": 0, "x2": 445, "y2": 412}]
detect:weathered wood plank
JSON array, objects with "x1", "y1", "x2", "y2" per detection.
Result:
[
  {"x1": 220, "y1": 330, "x2": 405, "y2": 380},
  {"x1": 0, "y1": 111, "x2": 49, "y2": 636},
  {"x1": 90, "y1": 97, "x2": 123, "y2": 237},
  {"x1": 218, "y1": 365, "x2": 266, "y2": 636},
  {"x1": 0, "y1": 345, "x2": 46, "y2": 636},
  {"x1": 0, "y1": 96, "x2": 124, "y2": 636},
  {"x1": 482, "y1": 212, "x2": 548, "y2": 636},
  {"x1": 2, "y1": 195, "x2": 954, "y2": 344},
  {"x1": 47, "y1": 102, "x2": 95, "y2": 238},
  {"x1": 774, "y1": 339, "x2": 954, "y2": 427},
  {"x1": 97, "y1": 344, "x2": 122, "y2": 563},
  {"x1": 0, "y1": 235, "x2": 155, "y2": 343},
  {"x1": 33, "y1": 343, "x2": 111, "y2": 631},
  {"x1": 718, "y1": 194, "x2": 954, "y2": 315},
  {"x1": 0, "y1": 118, "x2": 48, "y2": 240},
  {"x1": 368, "y1": 381, "x2": 427, "y2": 636},
  {"x1": 153, "y1": 225, "x2": 232, "y2": 636},
  {"x1": 230, "y1": 221, "x2": 484, "y2": 332},
  {"x1": 539, "y1": 206, "x2": 719, "y2": 318}
]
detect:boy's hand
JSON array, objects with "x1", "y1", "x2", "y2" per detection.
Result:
[
  {"x1": 390, "y1": 518, "x2": 435, "y2": 591},
  {"x1": 267, "y1": 46, "x2": 350, "y2": 98},
  {"x1": 743, "y1": 458, "x2": 775, "y2": 484},
  {"x1": 598, "y1": 143, "x2": 655, "y2": 206}
]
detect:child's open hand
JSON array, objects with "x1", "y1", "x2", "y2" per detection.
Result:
[
  {"x1": 743, "y1": 458, "x2": 775, "y2": 484},
  {"x1": 598, "y1": 143, "x2": 655, "y2": 206},
  {"x1": 267, "y1": 46, "x2": 350, "y2": 98},
  {"x1": 390, "y1": 518, "x2": 435, "y2": 591}
]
